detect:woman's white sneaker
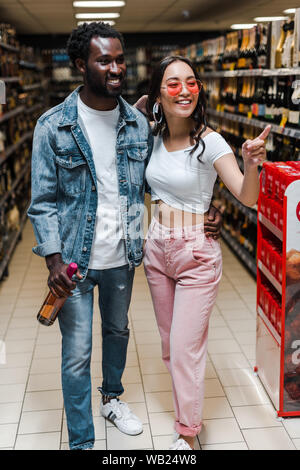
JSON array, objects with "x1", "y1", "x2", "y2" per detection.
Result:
[
  {"x1": 169, "y1": 438, "x2": 193, "y2": 450},
  {"x1": 100, "y1": 398, "x2": 143, "y2": 435}
]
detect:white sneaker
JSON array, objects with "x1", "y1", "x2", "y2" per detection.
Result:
[
  {"x1": 100, "y1": 398, "x2": 143, "y2": 435},
  {"x1": 169, "y1": 438, "x2": 193, "y2": 450}
]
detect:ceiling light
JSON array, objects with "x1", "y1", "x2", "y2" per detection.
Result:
[
  {"x1": 77, "y1": 20, "x2": 116, "y2": 25},
  {"x1": 254, "y1": 16, "x2": 289, "y2": 21},
  {"x1": 74, "y1": 1, "x2": 125, "y2": 7},
  {"x1": 283, "y1": 8, "x2": 296, "y2": 14},
  {"x1": 76, "y1": 12, "x2": 120, "y2": 19},
  {"x1": 231, "y1": 23, "x2": 257, "y2": 29}
]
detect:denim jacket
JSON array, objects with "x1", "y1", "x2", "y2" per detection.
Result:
[{"x1": 28, "y1": 86, "x2": 153, "y2": 277}]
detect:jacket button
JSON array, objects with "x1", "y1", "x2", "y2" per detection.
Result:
[
  {"x1": 92, "y1": 185, "x2": 96, "y2": 191},
  {"x1": 87, "y1": 215, "x2": 92, "y2": 222},
  {"x1": 83, "y1": 246, "x2": 87, "y2": 252}
]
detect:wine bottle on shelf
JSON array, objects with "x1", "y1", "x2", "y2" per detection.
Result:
[
  {"x1": 257, "y1": 24, "x2": 269, "y2": 69},
  {"x1": 37, "y1": 263, "x2": 78, "y2": 326},
  {"x1": 275, "y1": 21, "x2": 287, "y2": 68},
  {"x1": 237, "y1": 29, "x2": 249, "y2": 69},
  {"x1": 282, "y1": 20, "x2": 294, "y2": 68},
  {"x1": 288, "y1": 78, "x2": 300, "y2": 128}
]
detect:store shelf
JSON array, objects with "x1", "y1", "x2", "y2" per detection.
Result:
[
  {"x1": 207, "y1": 108, "x2": 300, "y2": 140},
  {"x1": 0, "y1": 204, "x2": 29, "y2": 281},
  {"x1": 219, "y1": 186, "x2": 257, "y2": 225},
  {"x1": 220, "y1": 227, "x2": 257, "y2": 276},
  {"x1": 0, "y1": 130, "x2": 33, "y2": 166},
  {"x1": 0, "y1": 41, "x2": 19, "y2": 53},
  {"x1": 0, "y1": 77, "x2": 19, "y2": 83},
  {"x1": 51, "y1": 77, "x2": 82, "y2": 83},
  {"x1": 257, "y1": 305, "x2": 281, "y2": 346},
  {"x1": 199, "y1": 67, "x2": 300, "y2": 78},
  {"x1": 19, "y1": 60, "x2": 43, "y2": 71},
  {"x1": 258, "y1": 213, "x2": 283, "y2": 241},
  {"x1": 0, "y1": 159, "x2": 31, "y2": 208},
  {"x1": 0, "y1": 106, "x2": 25, "y2": 123},
  {"x1": 25, "y1": 103, "x2": 44, "y2": 114},
  {"x1": 22, "y1": 79, "x2": 49, "y2": 91},
  {"x1": 258, "y1": 259, "x2": 282, "y2": 295}
]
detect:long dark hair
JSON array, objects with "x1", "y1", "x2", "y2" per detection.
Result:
[{"x1": 146, "y1": 55, "x2": 208, "y2": 161}]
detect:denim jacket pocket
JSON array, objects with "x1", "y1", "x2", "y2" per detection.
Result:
[
  {"x1": 126, "y1": 144, "x2": 148, "y2": 186},
  {"x1": 56, "y1": 154, "x2": 87, "y2": 195}
]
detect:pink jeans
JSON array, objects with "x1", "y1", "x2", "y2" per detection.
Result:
[{"x1": 143, "y1": 218, "x2": 222, "y2": 437}]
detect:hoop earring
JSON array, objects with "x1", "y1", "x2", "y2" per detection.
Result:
[{"x1": 153, "y1": 102, "x2": 163, "y2": 124}]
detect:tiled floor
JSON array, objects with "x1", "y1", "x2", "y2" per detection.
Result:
[{"x1": 0, "y1": 221, "x2": 299, "y2": 450}]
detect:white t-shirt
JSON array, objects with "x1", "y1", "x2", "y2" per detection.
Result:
[
  {"x1": 78, "y1": 95, "x2": 127, "y2": 269},
  {"x1": 145, "y1": 132, "x2": 233, "y2": 214}
]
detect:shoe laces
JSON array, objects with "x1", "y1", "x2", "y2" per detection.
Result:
[{"x1": 110, "y1": 399, "x2": 131, "y2": 420}]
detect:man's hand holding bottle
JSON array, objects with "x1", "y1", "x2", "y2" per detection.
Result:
[{"x1": 46, "y1": 253, "x2": 83, "y2": 298}]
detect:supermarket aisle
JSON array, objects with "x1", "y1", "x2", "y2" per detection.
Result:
[{"x1": 0, "y1": 221, "x2": 299, "y2": 451}]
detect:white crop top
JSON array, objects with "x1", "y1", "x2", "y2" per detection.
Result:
[{"x1": 145, "y1": 131, "x2": 233, "y2": 214}]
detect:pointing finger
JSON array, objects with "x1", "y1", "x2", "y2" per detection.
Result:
[{"x1": 258, "y1": 125, "x2": 272, "y2": 141}]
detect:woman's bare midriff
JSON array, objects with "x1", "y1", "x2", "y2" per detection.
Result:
[
  {"x1": 152, "y1": 127, "x2": 214, "y2": 228},
  {"x1": 153, "y1": 200, "x2": 209, "y2": 228}
]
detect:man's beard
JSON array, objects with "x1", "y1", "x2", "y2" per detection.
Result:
[{"x1": 86, "y1": 65, "x2": 124, "y2": 98}]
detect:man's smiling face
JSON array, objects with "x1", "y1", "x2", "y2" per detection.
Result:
[{"x1": 85, "y1": 36, "x2": 126, "y2": 97}]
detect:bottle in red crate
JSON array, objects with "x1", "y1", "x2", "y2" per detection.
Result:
[
  {"x1": 287, "y1": 162, "x2": 300, "y2": 171},
  {"x1": 280, "y1": 168, "x2": 300, "y2": 201},
  {"x1": 37, "y1": 262, "x2": 78, "y2": 326}
]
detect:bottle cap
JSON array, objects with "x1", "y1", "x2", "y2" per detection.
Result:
[{"x1": 66, "y1": 263, "x2": 78, "y2": 279}]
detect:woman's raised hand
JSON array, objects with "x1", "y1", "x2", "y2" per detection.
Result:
[{"x1": 242, "y1": 125, "x2": 272, "y2": 168}]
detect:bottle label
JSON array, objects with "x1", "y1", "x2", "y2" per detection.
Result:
[
  {"x1": 38, "y1": 304, "x2": 57, "y2": 320},
  {"x1": 288, "y1": 110, "x2": 300, "y2": 124}
]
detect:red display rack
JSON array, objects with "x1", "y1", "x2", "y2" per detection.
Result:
[{"x1": 255, "y1": 161, "x2": 300, "y2": 417}]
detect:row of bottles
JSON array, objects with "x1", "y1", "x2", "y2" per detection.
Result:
[
  {"x1": 0, "y1": 21, "x2": 46, "y2": 280},
  {"x1": 209, "y1": 115, "x2": 300, "y2": 163},
  {"x1": 0, "y1": 174, "x2": 31, "y2": 264},
  {"x1": 178, "y1": 11, "x2": 300, "y2": 71},
  {"x1": 0, "y1": 142, "x2": 31, "y2": 196},
  {"x1": 206, "y1": 74, "x2": 300, "y2": 128},
  {"x1": 213, "y1": 182, "x2": 257, "y2": 259},
  {"x1": 0, "y1": 113, "x2": 35, "y2": 151}
]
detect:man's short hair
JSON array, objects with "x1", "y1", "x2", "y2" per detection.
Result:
[{"x1": 67, "y1": 21, "x2": 125, "y2": 67}]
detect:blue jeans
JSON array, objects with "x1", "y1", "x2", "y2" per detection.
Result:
[{"x1": 58, "y1": 264, "x2": 135, "y2": 450}]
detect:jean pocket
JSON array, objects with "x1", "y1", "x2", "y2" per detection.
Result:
[
  {"x1": 56, "y1": 154, "x2": 87, "y2": 195},
  {"x1": 126, "y1": 145, "x2": 147, "y2": 186}
]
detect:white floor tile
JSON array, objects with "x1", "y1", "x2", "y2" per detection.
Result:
[
  {"x1": 243, "y1": 427, "x2": 295, "y2": 450},
  {"x1": 0, "y1": 383, "x2": 26, "y2": 404},
  {"x1": 143, "y1": 373, "x2": 172, "y2": 393},
  {"x1": 15, "y1": 432, "x2": 61, "y2": 450},
  {"x1": 283, "y1": 418, "x2": 300, "y2": 439},
  {"x1": 210, "y1": 353, "x2": 250, "y2": 370},
  {"x1": 145, "y1": 391, "x2": 174, "y2": 413},
  {"x1": 233, "y1": 404, "x2": 281, "y2": 429},
  {"x1": 202, "y1": 442, "x2": 248, "y2": 450},
  {"x1": 18, "y1": 409, "x2": 63, "y2": 434},
  {"x1": 0, "y1": 423, "x2": 18, "y2": 448},
  {"x1": 225, "y1": 384, "x2": 270, "y2": 406},
  {"x1": 202, "y1": 397, "x2": 234, "y2": 420},
  {"x1": 23, "y1": 390, "x2": 63, "y2": 412},
  {"x1": 107, "y1": 424, "x2": 153, "y2": 450},
  {"x1": 199, "y1": 418, "x2": 244, "y2": 445},
  {"x1": 0, "y1": 402, "x2": 22, "y2": 424},
  {"x1": 149, "y1": 411, "x2": 174, "y2": 436}
]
